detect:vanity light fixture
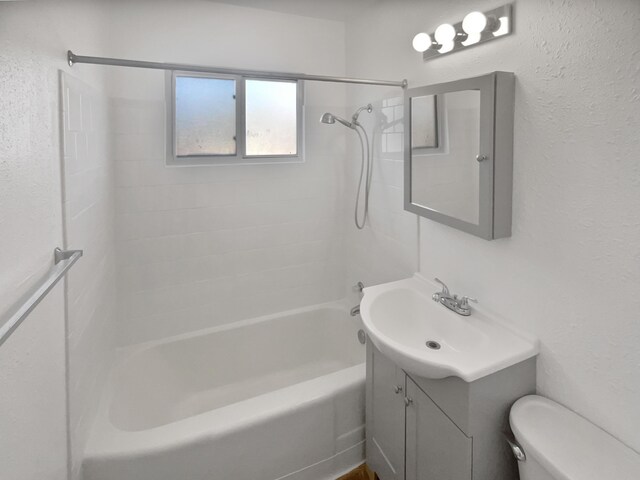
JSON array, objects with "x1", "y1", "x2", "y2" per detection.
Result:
[{"x1": 412, "y1": 4, "x2": 512, "y2": 60}]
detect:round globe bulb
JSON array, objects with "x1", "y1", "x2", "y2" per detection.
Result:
[
  {"x1": 462, "y1": 11, "x2": 487, "y2": 34},
  {"x1": 434, "y1": 23, "x2": 456, "y2": 44},
  {"x1": 438, "y1": 41, "x2": 455, "y2": 54},
  {"x1": 461, "y1": 32, "x2": 481, "y2": 46},
  {"x1": 412, "y1": 32, "x2": 432, "y2": 53}
]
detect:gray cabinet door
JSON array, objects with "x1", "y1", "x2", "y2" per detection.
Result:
[
  {"x1": 366, "y1": 344, "x2": 406, "y2": 480},
  {"x1": 405, "y1": 378, "x2": 472, "y2": 480}
]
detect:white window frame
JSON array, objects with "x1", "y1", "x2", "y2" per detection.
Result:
[{"x1": 165, "y1": 70, "x2": 304, "y2": 166}]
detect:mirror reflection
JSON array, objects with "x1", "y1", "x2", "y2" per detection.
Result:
[{"x1": 410, "y1": 89, "x2": 481, "y2": 225}]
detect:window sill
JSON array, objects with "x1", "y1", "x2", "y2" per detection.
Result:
[{"x1": 165, "y1": 155, "x2": 305, "y2": 167}]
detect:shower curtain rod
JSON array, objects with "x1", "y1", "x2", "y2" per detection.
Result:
[{"x1": 67, "y1": 51, "x2": 408, "y2": 88}]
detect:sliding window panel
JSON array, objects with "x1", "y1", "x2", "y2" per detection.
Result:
[
  {"x1": 244, "y1": 79, "x2": 299, "y2": 157},
  {"x1": 174, "y1": 75, "x2": 237, "y2": 157}
]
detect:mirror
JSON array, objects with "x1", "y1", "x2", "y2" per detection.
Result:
[
  {"x1": 410, "y1": 90, "x2": 481, "y2": 225},
  {"x1": 404, "y1": 72, "x2": 515, "y2": 240}
]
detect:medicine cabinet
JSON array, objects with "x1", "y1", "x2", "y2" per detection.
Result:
[{"x1": 404, "y1": 72, "x2": 515, "y2": 239}]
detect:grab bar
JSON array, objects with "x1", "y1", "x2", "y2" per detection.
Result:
[{"x1": 0, "y1": 248, "x2": 83, "y2": 348}]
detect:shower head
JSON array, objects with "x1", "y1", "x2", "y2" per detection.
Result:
[
  {"x1": 319, "y1": 112, "x2": 354, "y2": 129},
  {"x1": 320, "y1": 112, "x2": 336, "y2": 124},
  {"x1": 321, "y1": 105, "x2": 374, "y2": 230},
  {"x1": 320, "y1": 104, "x2": 374, "y2": 132}
]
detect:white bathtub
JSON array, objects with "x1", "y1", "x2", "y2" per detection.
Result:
[{"x1": 83, "y1": 302, "x2": 366, "y2": 480}]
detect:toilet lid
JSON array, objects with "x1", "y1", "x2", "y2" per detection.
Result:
[{"x1": 510, "y1": 395, "x2": 640, "y2": 480}]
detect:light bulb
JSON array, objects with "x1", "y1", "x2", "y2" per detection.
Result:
[
  {"x1": 462, "y1": 11, "x2": 487, "y2": 35},
  {"x1": 493, "y1": 16, "x2": 509, "y2": 36},
  {"x1": 434, "y1": 23, "x2": 456, "y2": 44},
  {"x1": 438, "y1": 41, "x2": 455, "y2": 54},
  {"x1": 412, "y1": 33, "x2": 432, "y2": 53},
  {"x1": 461, "y1": 32, "x2": 481, "y2": 46}
]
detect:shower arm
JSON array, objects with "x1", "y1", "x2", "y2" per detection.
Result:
[{"x1": 352, "y1": 104, "x2": 373, "y2": 124}]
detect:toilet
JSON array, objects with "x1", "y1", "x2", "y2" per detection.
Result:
[{"x1": 509, "y1": 395, "x2": 640, "y2": 480}]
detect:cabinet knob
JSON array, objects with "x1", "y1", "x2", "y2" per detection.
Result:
[
  {"x1": 393, "y1": 385, "x2": 403, "y2": 394},
  {"x1": 476, "y1": 154, "x2": 488, "y2": 162},
  {"x1": 404, "y1": 396, "x2": 413, "y2": 407}
]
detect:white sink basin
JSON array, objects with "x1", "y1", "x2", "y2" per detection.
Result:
[{"x1": 360, "y1": 274, "x2": 538, "y2": 382}]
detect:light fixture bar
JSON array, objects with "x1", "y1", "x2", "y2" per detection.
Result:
[{"x1": 420, "y1": 4, "x2": 513, "y2": 61}]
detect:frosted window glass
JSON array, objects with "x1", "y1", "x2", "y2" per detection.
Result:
[
  {"x1": 245, "y1": 79, "x2": 297, "y2": 156},
  {"x1": 175, "y1": 76, "x2": 236, "y2": 156}
]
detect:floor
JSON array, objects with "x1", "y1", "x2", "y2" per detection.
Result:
[{"x1": 337, "y1": 464, "x2": 377, "y2": 480}]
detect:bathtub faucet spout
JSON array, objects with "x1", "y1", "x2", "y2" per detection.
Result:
[{"x1": 350, "y1": 305, "x2": 360, "y2": 317}]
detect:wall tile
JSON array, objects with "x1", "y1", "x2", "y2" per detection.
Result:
[
  {"x1": 114, "y1": 99, "x2": 346, "y2": 344},
  {"x1": 61, "y1": 73, "x2": 116, "y2": 479}
]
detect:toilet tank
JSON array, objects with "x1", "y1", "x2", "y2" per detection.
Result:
[{"x1": 509, "y1": 395, "x2": 640, "y2": 480}]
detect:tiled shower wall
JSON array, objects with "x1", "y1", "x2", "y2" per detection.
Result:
[
  {"x1": 113, "y1": 99, "x2": 346, "y2": 345},
  {"x1": 101, "y1": 1, "x2": 351, "y2": 346},
  {"x1": 61, "y1": 73, "x2": 116, "y2": 479},
  {"x1": 343, "y1": 91, "x2": 419, "y2": 299}
]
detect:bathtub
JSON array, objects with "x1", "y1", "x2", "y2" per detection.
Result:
[{"x1": 83, "y1": 302, "x2": 366, "y2": 480}]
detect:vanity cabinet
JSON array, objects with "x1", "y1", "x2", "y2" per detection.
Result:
[
  {"x1": 405, "y1": 377, "x2": 472, "y2": 480},
  {"x1": 366, "y1": 343, "x2": 535, "y2": 480},
  {"x1": 366, "y1": 340, "x2": 406, "y2": 480}
]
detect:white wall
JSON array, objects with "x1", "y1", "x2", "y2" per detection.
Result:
[
  {"x1": 61, "y1": 73, "x2": 117, "y2": 480},
  {"x1": 100, "y1": 1, "x2": 350, "y2": 344},
  {"x1": 0, "y1": 2, "x2": 115, "y2": 479},
  {"x1": 346, "y1": 0, "x2": 640, "y2": 452}
]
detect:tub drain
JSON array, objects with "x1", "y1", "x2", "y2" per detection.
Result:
[{"x1": 426, "y1": 340, "x2": 441, "y2": 350}]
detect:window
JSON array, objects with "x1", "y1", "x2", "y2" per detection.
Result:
[
  {"x1": 245, "y1": 79, "x2": 298, "y2": 156},
  {"x1": 175, "y1": 76, "x2": 236, "y2": 157},
  {"x1": 167, "y1": 72, "x2": 303, "y2": 165}
]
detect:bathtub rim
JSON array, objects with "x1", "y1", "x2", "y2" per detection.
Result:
[
  {"x1": 116, "y1": 298, "x2": 356, "y2": 359},
  {"x1": 84, "y1": 299, "x2": 365, "y2": 460}
]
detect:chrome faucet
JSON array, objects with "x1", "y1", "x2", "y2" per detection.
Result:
[
  {"x1": 350, "y1": 281, "x2": 365, "y2": 316},
  {"x1": 432, "y1": 278, "x2": 477, "y2": 316}
]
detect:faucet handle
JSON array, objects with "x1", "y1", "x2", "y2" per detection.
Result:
[
  {"x1": 459, "y1": 296, "x2": 478, "y2": 308},
  {"x1": 434, "y1": 278, "x2": 450, "y2": 295}
]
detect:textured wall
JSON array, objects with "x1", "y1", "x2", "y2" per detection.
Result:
[
  {"x1": 346, "y1": 0, "x2": 640, "y2": 452},
  {"x1": 61, "y1": 73, "x2": 117, "y2": 480},
  {"x1": 0, "y1": 1, "x2": 111, "y2": 479},
  {"x1": 104, "y1": 1, "x2": 349, "y2": 344}
]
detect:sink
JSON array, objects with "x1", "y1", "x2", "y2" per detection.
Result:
[{"x1": 360, "y1": 274, "x2": 538, "y2": 382}]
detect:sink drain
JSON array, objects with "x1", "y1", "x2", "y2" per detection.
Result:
[{"x1": 426, "y1": 340, "x2": 441, "y2": 350}]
